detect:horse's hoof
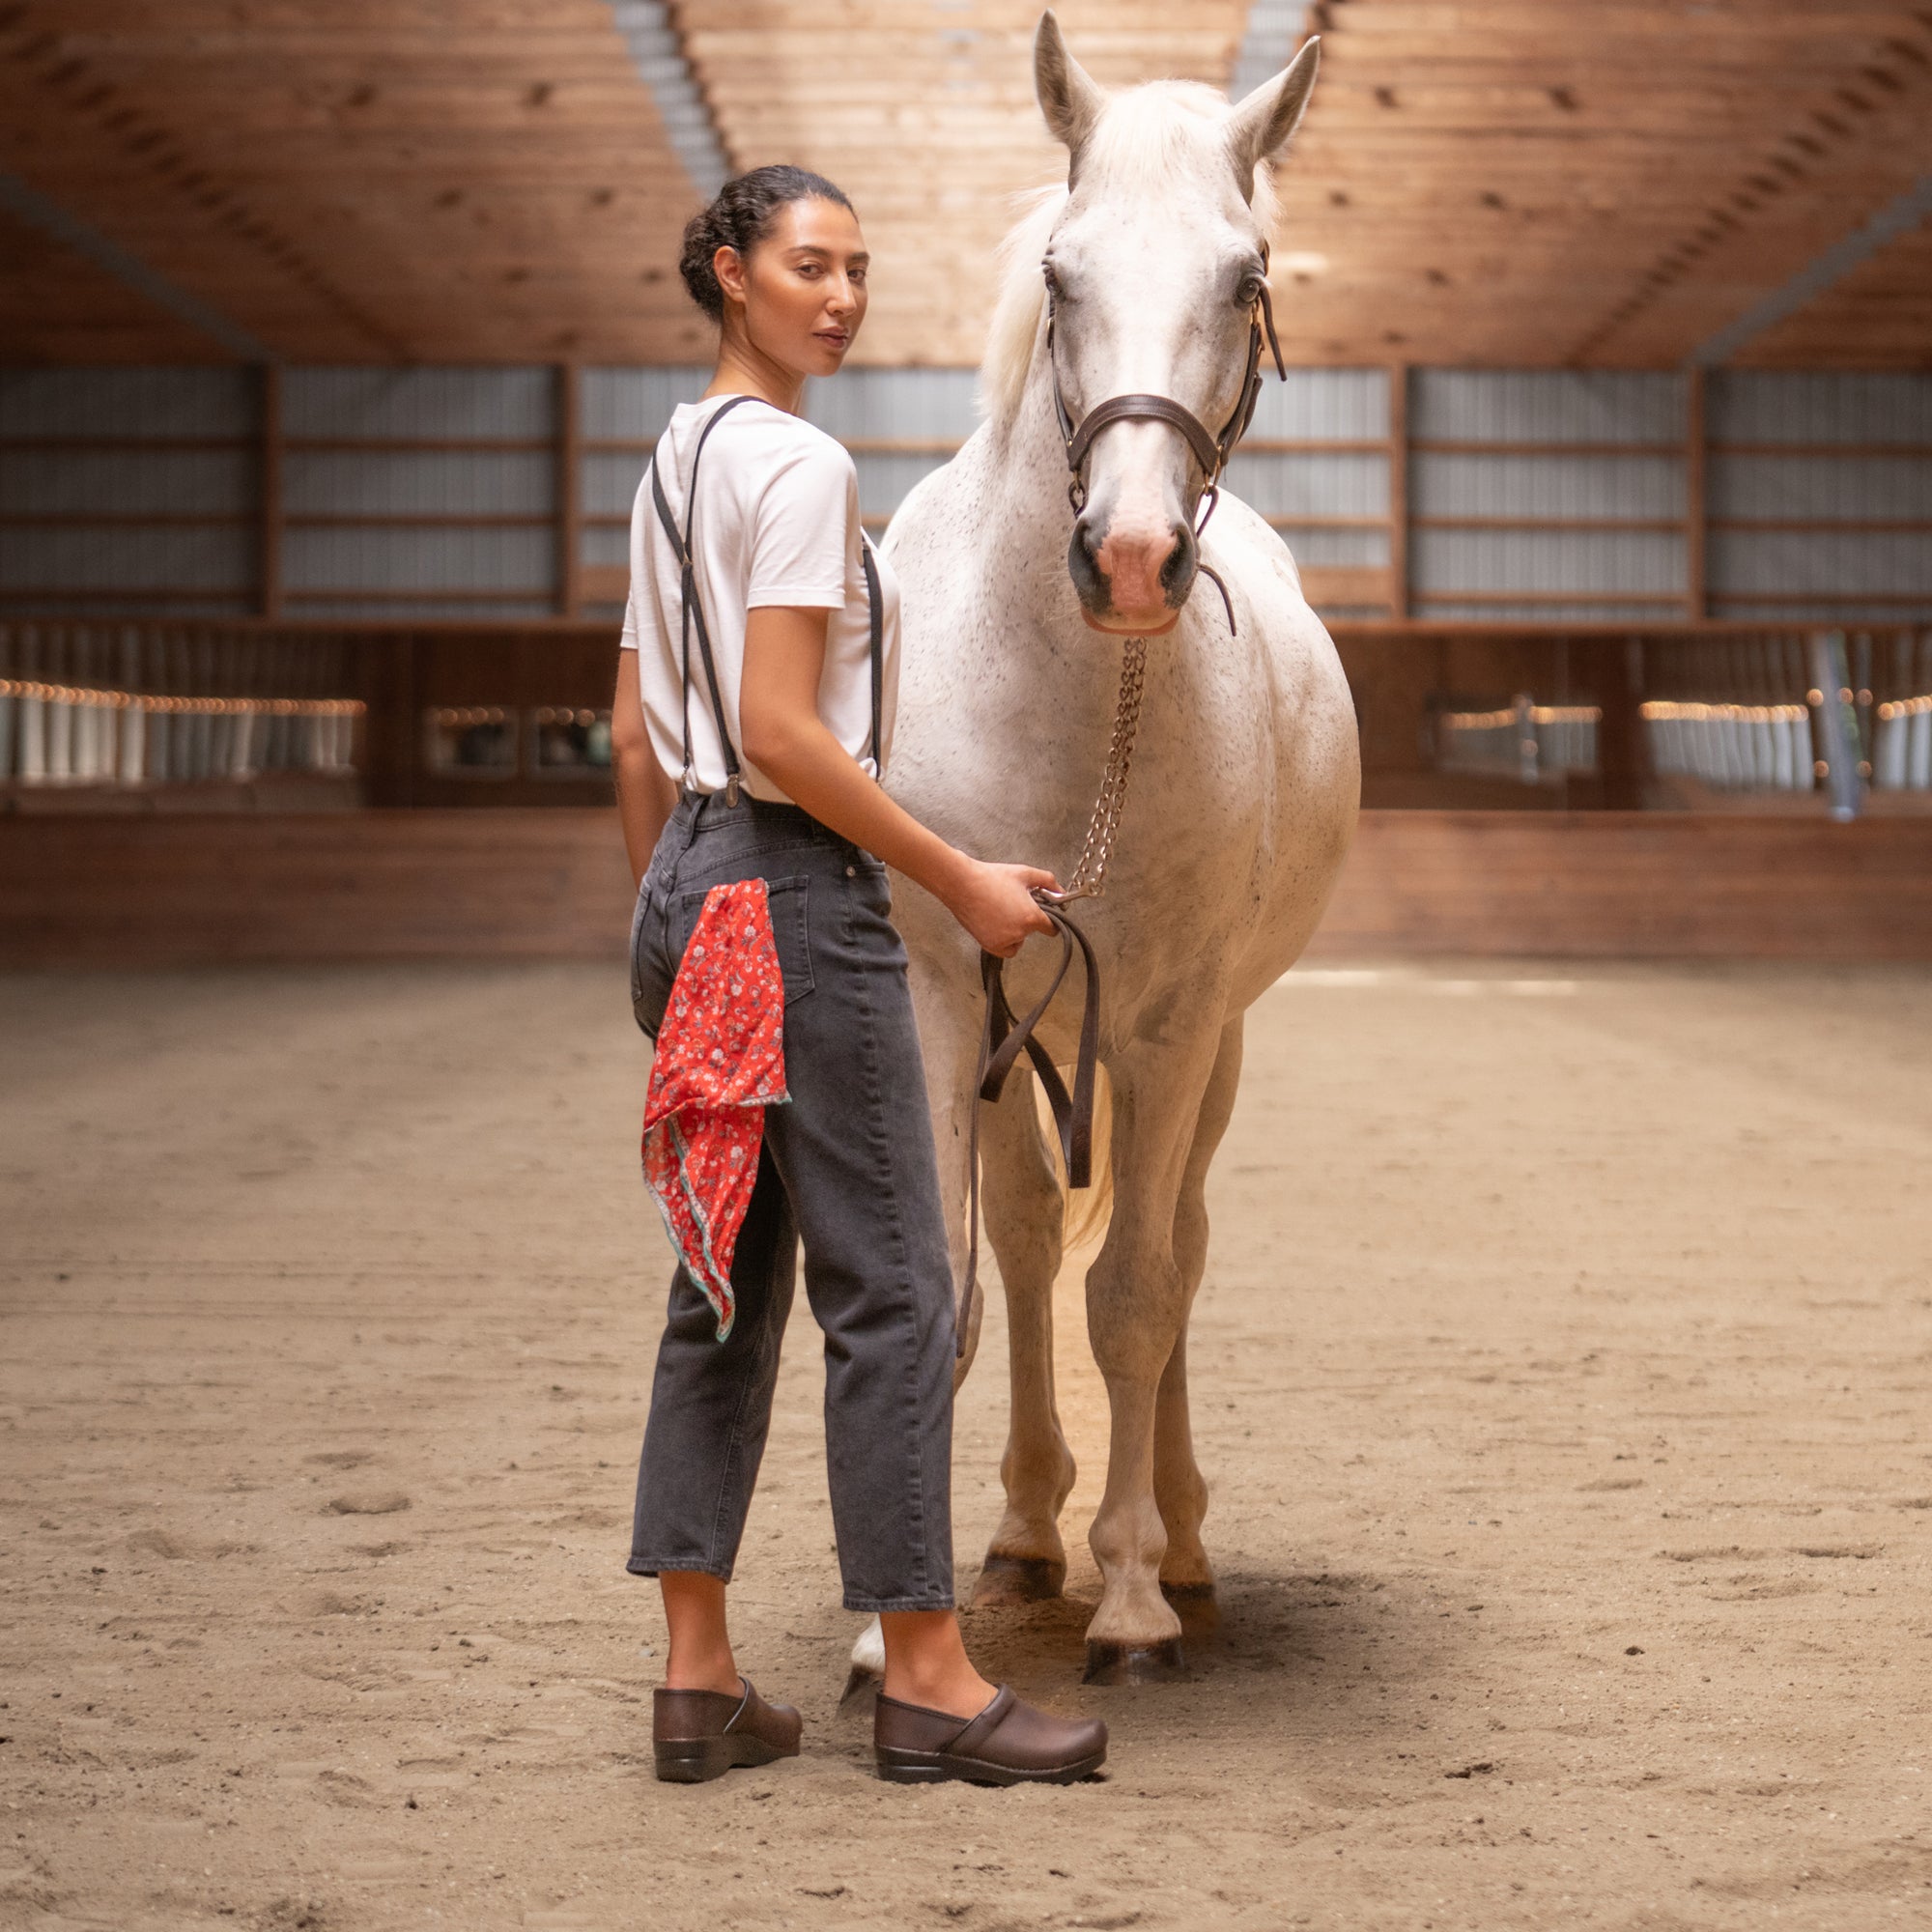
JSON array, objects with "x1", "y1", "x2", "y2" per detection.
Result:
[
  {"x1": 1159, "y1": 1579, "x2": 1220, "y2": 1630},
  {"x1": 972, "y1": 1553, "x2": 1065, "y2": 1607},
  {"x1": 1083, "y1": 1636, "x2": 1187, "y2": 1686},
  {"x1": 1159, "y1": 1579, "x2": 1217, "y2": 1605}
]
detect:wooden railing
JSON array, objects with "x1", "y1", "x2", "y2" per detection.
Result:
[{"x1": 3, "y1": 616, "x2": 1926, "y2": 816}]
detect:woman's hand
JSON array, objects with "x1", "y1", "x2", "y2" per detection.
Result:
[{"x1": 944, "y1": 858, "x2": 1061, "y2": 958}]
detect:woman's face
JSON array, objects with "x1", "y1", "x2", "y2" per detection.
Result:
[{"x1": 716, "y1": 196, "x2": 868, "y2": 377}]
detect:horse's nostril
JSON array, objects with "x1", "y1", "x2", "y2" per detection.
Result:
[
  {"x1": 1160, "y1": 520, "x2": 1198, "y2": 598},
  {"x1": 1066, "y1": 517, "x2": 1107, "y2": 606}
]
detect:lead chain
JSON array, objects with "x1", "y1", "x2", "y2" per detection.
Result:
[{"x1": 1056, "y1": 634, "x2": 1147, "y2": 903}]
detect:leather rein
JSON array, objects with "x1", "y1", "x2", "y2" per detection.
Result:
[{"x1": 955, "y1": 253, "x2": 1290, "y2": 1360}]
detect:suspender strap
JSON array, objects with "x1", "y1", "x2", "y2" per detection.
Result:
[
  {"x1": 647, "y1": 392, "x2": 887, "y2": 798},
  {"x1": 861, "y1": 534, "x2": 884, "y2": 774},
  {"x1": 649, "y1": 393, "x2": 756, "y2": 799}
]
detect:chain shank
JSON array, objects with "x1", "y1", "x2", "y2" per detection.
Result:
[{"x1": 1058, "y1": 635, "x2": 1146, "y2": 902}]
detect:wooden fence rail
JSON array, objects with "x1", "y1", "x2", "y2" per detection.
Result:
[{"x1": 2, "y1": 617, "x2": 1927, "y2": 816}]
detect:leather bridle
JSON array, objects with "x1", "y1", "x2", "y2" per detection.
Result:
[{"x1": 1044, "y1": 241, "x2": 1289, "y2": 631}]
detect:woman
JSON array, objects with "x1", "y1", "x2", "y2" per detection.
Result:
[{"x1": 611, "y1": 164, "x2": 1108, "y2": 1789}]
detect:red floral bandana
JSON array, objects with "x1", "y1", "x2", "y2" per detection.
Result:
[{"x1": 641, "y1": 878, "x2": 790, "y2": 1341}]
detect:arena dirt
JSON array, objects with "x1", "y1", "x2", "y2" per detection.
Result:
[{"x1": 2, "y1": 957, "x2": 1929, "y2": 1931}]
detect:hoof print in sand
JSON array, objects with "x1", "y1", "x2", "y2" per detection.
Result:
[{"x1": 324, "y1": 1491, "x2": 411, "y2": 1517}]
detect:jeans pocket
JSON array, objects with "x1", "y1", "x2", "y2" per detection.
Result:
[
  {"x1": 630, "y1": 883, "x2": 674, "y2": 1040},
  {"x1": 672, "y1": 873, "x2": 816, "y2": 1007}
]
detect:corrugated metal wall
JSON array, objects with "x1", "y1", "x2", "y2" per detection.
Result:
[
  {"x1": 1709, "y1": 374, "x2": 1932, "y2": 623},
  {"x1": 1227, "y1": 366, "x2": 1390, "y2": 573},
  {"x1": 1408, "y1": 370, "x2": 1689, "y2": 623},
  {"x1": 3, "y1": 364, "x2": 1930, "y2": 622},
  {"x1": 579, "y1": 364, "x2": 709, "y2": 608},
  {"x1": 284, "y1": 367, "x2": 556, "y2": 621},
  {"x1": 0, "y1": 367, "x2": 258, "y2": 616}
]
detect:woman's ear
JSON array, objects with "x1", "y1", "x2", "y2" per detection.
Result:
[{"x1": 712, "y1": 242, "x2": 747, "y2": 311}]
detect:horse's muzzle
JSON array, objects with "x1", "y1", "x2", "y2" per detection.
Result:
[{"x1": 1069, "y1": 511, "x2": 1198, "y2": 627}]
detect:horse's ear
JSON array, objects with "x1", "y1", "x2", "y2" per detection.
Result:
[
  {"x1": 1226, "y1": 36, "x2": 1321, "y2": 186},
  {"x1": 1035, "y1": 11, "x2": 1107, "y2": 161}
]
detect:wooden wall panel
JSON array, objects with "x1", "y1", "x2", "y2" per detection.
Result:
[
  {"x1": 5, "y1": 809, "x2": 1930, "y2": 967},
  {"x1": 1307, "y1": 810, "x2": 1932, "y2": 958}
]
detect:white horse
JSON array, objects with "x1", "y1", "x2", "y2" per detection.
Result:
[{"x1": 871, "y1": 14, "x2": 1359, "y2": 1683}]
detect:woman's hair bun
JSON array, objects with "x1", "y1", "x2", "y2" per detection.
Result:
[{"x1": 678, "y1": 164, "x2": 854, "y2": 322}]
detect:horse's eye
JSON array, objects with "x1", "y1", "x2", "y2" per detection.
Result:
[
  {"x1": 1041, "y1": 261, "x2": 1063, "y2": 299},
  {"x1": 1236, "y1": 273, "x2": 1265, "y2": 307}
]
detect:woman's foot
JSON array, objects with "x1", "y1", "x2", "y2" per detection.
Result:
[
  {"x1": 653, "y1": 1676, "x2": 802, "y2": 1783},
  {"x1": 874, "y1": 1685, "x2": 1106, "y2": 1786}
]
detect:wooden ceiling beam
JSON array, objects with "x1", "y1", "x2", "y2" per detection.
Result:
[{"x1": 0, "y1": 0, "x2": 1925, "y2": 367}]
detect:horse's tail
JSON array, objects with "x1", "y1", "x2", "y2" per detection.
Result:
[{"x1": 1055, "y1": 1063, "x2": 1115, "y2": 1258}]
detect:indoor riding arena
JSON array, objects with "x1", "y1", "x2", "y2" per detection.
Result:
[{"x1": 4, "y1": 4, "x2": 1931, "y2": 1929}]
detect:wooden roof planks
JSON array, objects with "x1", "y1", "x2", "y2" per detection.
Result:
[{"x1": 0, "y1": 0, "x2": 1924, "y2": 368}]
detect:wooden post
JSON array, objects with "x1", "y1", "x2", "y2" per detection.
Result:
[
  {"x1": 556, "y1": 361, "x2": 582, "y2": 618},
  {"x1": 259, "y1": 363, "x2": 283, "y2": 619},
  {"x1": 1684, "y1": 364, "x2": 1707, "y2": 621},
  {"x1": 1387, "y1": 360, "x2": 1408, "y2": 619},
  {"x1": 1588, "y1": 636, "x2": 1648, "y2": 812}
]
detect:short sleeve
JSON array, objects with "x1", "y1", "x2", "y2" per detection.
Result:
[{"x1": 746, "y1": 439, "x2": 857, "y2": 611}]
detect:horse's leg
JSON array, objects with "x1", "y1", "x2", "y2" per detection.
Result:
[
  {"x1": 973, "y1": 1068, "x2": 1076, "y2": 1605},
  {"x1": 1081, "y1": 1025, "x2": 1223, "y2": 1683},
  {"x1": 1154, "y1": 1012, "x2": 1243, "y2": 1610}
]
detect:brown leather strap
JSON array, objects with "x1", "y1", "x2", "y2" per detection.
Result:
[
  {"x1": 946, "y1": 1685, "x2": 1017, "y2": 1755},
  {"x1": 1065, "y1": 392, "x2": 1222, "y2": 478},
  {"x1": 958, "y1": 895, "x2": 1102, "y2": 1360}
]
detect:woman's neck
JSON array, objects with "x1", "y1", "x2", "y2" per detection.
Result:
[{"x1": 703, "y1": 327, "x2": 805, "y2": 415}]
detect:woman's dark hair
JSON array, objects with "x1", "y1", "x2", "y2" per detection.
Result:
[{"x1": 678, "y1": 164, "x2": 855, "y2": 323}]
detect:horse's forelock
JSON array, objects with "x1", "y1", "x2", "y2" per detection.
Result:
[{"x1": 978, "y1": 81, "x2": 1284, "y2": 427}]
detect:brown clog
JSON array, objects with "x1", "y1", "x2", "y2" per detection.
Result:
[
  {"x1": 873, "y1": 1684, "x2": 1107, "y2": 1785},
  {"x1": 653, "y1": 1676, "x2": 802, "y2": 1783}
]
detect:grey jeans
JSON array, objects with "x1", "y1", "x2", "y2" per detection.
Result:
[{"x1": 624, "y1": 789, "x2": 956, "y2": 1612}]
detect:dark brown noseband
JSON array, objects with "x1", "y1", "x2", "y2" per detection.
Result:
[{"x1": 1045, "y1": 242, "x2": 1289, "y2": 632}]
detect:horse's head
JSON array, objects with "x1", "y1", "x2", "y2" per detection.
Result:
[{"x1": 1032, "y1": 11, "x2": 1317, "y2": 635}]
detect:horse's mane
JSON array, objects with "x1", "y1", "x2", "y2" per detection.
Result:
[{"x1": 978, "y1": 79, "x2": 1285, "y2": 426}]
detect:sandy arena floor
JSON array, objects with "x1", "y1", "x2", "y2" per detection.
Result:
[{"x1": 2, "y1": 957, "x2": 1930, "y2": 1932}]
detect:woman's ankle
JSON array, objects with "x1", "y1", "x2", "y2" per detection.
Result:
[
  {"x1": 658, "y1": 1571, "x2": 739, "y2": 1694},
  {"x1": 663, "y1": 1658, "x2": 743, "y2": 1696},
  {"x1": 876, "y1": 1609, "x2": 995, "y2": 1717}
]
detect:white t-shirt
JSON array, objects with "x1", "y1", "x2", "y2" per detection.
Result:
[{"x1": 620, "y1": 393, "x2": 901, "y2": 804}]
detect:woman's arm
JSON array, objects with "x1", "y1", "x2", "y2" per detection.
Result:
[
  {"x1": 611, "y1": 648, "x2": 679, "y2": 889},
  {"x1": 740, "y1": 607, "x2": 1056, "y2": 958}
]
